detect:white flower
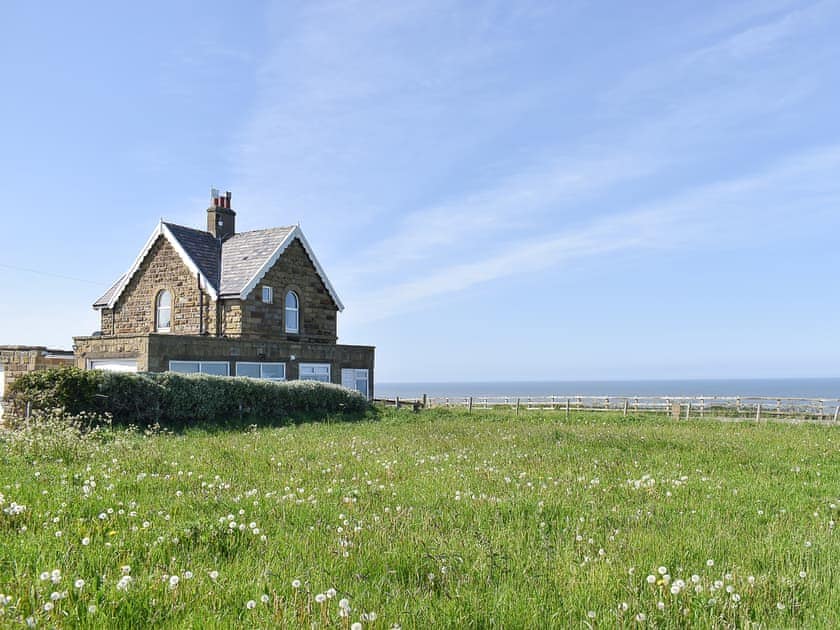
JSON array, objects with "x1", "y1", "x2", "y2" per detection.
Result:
[
  {"x1": 799, "y1": 571, "x2": 807, "y2": 579},
  {"x1": 706, "y1": 559, "x2": 714, "y2": 567},
  {"x1": 117, "y1": 575, "x2": 133, "y2": 590},
  {"x1": 81, "y1": 537, "x2": 90, "y2": 546},
  {"x1": 246, "y1": 600, "x2": 256, "y2": 610},
  {"x1": 587, "y1": 611, "x2": 596, "y2": 619},
  {"x1": 777, "y1": 602, "x2": 786, "y2": 610},
  {"x1": 209, "y1": 570, "x2": 219, "y2": 580},
  {"x1": 183, "y1": 571, "x2": 193, "y2": 579},
  {"x1": 87, "y1": 605, "x2": 97, "y2": 613},
  {"x1": 43, "y1": 602, "x2": 54, "y2": 612},
  {"x1": 315, "y1": 593, "x2": 327, "y2": 604},
  {"x1": 351, "y1": 624, "x2": 363, "y2": 630},
  {"x1": 635, "y1": 612, "x2": 646, "y2": 622},
  {"x1": 121, "y1": 565, "x2": 131, "y2": 575},
  {"x1": 657, "y1": 566, "x2": 668, "y2": 575},
  {"x1": 657, "y1": 601, "x2": 665, "y2": 611},
  {"x1": 261, "y1": 594, "x2": 270, "y2": 604},
  {"x1": 339, "y1": 598, "x2": 351, "y2": 610},
  {"x1": 670, "y1": 585, "x2": 680, "y2": 595},
  {"x1": 291, "y1": 579, "x2": 301, "y2": 589},
  {"x1": 326, "y1": 588, "x2": 337, "y2": 598},
  {"x1": 39, "y1": 572, "x2": 50, "y2": 581},
  {"x1": 646, "y1": 575, "x2": 656, "y2": 584},
  {"x1": 690, "y1": 574, "x2": 700, "y2": 584},
  {"x1": 168, "y1": 575, "x2": 180, "y2": 589},
  {"x1": 74, "y1": 579, "x2": 85, "y2": 589}
]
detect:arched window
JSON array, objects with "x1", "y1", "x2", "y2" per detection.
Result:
[
  {"x1": 285, "y1": 290, "x2": 299, "y2": 333},
  {"x1": 156, "y1": 290, "x2": 172, "y2": 332}
]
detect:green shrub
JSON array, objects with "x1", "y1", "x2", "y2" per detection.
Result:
[{"x1": 6, "y1": 367, "x2": 368, "y2": 427}]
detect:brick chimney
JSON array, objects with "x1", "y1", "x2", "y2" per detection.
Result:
[{"x1": 207, "y1": 188, "x2": 235, "y2": 240}]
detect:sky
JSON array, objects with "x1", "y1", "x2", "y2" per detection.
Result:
[{"x1": 2, "y1": 0, "x2": 840, "y2": 382}]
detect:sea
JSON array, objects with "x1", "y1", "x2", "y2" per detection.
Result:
[{"x1": 375, "y1": 378, "x2": 840, "y2": 400}]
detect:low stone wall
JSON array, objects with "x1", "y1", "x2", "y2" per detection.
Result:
[{"x1": 0, "y1": 346, "x2": 75, "y2": 415}]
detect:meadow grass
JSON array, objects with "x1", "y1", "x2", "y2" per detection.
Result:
[{"x1": 0, "y1": 408, "x2": 838, "y2": 628}]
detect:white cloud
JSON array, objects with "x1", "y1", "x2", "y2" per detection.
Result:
[{"x1": 343, "y1": 143, "x2": 840, "y2": 325}]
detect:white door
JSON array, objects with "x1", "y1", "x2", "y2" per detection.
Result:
[
  {"x1": 341, "y1": 368, "x2": 369, "y2": 398},
  {"x1": 88, "y1": 359, "x2": 138, "y2": 373}
]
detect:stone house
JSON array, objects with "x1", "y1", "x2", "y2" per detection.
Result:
[{"x1": 73, "y1": 190, "x2": 374, "y2": 397}]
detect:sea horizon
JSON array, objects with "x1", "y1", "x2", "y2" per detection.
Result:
[{"x1": 376, "y1": 377, "x2": 840, "y2": 399}]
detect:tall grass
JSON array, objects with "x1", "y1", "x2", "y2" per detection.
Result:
[{"x1": 0, "y1": 408, "x2": 837, "y2": 628}]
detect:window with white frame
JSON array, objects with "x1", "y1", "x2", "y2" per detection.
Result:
[
  {"x1": 341, "y1": 368, "x2": 369, "y2": 398},
  {"x1": 156, "y1": 290, "x2": 172, "y2": 332},
  {"x1": 169, "y1": 360, "x2": 229, "y2": 376},
  {"x1": 236, "y1": 362, "x2": 286, "y2": 381},
  {"x1": 285, "y1": 290, "x2": 299, "y2": 333},
  {"x1": 299, "y1": 363, "x2": 330, "y2": 383},
  {"x1": 262, "y1": 286, "x2": 273, "y2": 304}
]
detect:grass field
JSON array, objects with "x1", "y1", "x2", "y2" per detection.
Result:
[{"x1": 1, "y1": 408, "x2": 838, "y2": 628}]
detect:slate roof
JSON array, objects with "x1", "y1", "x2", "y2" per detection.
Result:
[
  {"x1": 93, "y1": 274, "x2": 126, "y2": 308},
  {"x1": 164, "y1": 223, "x2": 221, "y2": 288},
  {"x1": 219, "y1": 227, "x2": 294, "y2": 297},
  {"x1": 94, "y1": 222, "x2": 341, "y2": 310}
]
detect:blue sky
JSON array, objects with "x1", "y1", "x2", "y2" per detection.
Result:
[{"x1": 2, "y1": 1, "x2": 840, "y2": 382}]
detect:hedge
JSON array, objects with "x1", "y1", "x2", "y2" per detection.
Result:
[{"x1": 6, "y1": 367, "x2": 369, "y2": 426}]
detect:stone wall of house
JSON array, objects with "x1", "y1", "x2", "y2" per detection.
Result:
[
  {"x1": 221, "y1": 238, "x2": 338, "y2": 343},
  {"x1": 73, "y1": 335, "x2": 151, "y2": 371},
  {"x1": 101, "y1": 236, "x2": 216, "y2": 336},
  {"x1": 73, "y1": 334, "x2": 374, "y2": 395},
  {"x1": 147, "y1": 334, "x2": 371, "y2": 389}
]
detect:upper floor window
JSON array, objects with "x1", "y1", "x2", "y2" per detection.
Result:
[
  {"x1": 156, "y1": 290, "x2": 172, "y2": 332},
  {"x1": 262, "y1": 286, "x2": 273, "y2": 304},
  {"x1": 285, "y1": 290, "x2": 299, "y2": 333}
]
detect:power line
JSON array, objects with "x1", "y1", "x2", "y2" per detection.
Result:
[{"x1": 0, "y1": 262, "x2": 106, "y2": 286}]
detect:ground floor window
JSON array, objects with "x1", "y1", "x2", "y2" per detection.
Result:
[
  {"x1": 169, "y1": 360, "x2": 229, "y2": 376},
  {"x1": 299, "y1": 363, "x2": 331, "y2": 383},
  {"x1": 236, "y1": 362, "x2": 286, "y2": 381},
  {"x1": 341, "y1": 368, "x2": 369, "y2": 398}
]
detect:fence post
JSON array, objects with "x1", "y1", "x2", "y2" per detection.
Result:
[
  {"x1": 834, "y1": 404, "x2": 839, "y2": 423},
  {"x1": 670, "y1": 400, "x2": 680, "y2": 419},
  {"x1": 686, "y1": 402, "x2": 691, "y2": 420},
  {"x1": 623, "y1": 399, "x2": 628, "y2": 417},
  {"x1": 468, "y1": 396, "x2": 473, "y2": 413},
  {"x1": 25, "y1": 401, "x2": 31, "y2": 420},
  {"x1": 422, "y1": 393, "x2": 428, "y2": 409},
  {"x1": 755, "y1": 403, "x2": 761, "y2": 422},
  {"x1": 395, "y1": 396, "x2": 400, "y2": 409},
  {"x1": 565, "y1": 398, "x2": 570, "y2": 419},
  {"x1": 515, "y1": 398, "x2": 521, "y2": 416}
]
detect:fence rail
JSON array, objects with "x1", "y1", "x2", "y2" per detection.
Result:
[{"x1": 374, "y1": 394, "x2": 840, "y2": 422}]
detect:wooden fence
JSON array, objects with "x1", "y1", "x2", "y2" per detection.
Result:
[{"x1": 374, "y1": 394, "x2": 840, "y2": 422}]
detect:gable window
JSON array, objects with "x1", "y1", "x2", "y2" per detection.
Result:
[
  {"x1": 236, "y1": 362, "x2": 286, "y2": 381},
  {"x1": 262, "y1": 286, "x2": 273, "y2": 304},
  {"x1": 156, "y1": 290, "x2": 172, "y2": 332},
  {"x1": 299, "y1": 363, "x2": 330, "y2": 383},
  {"x1": 285, "y1": 290, "x2": 299, "y2": 333}
]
